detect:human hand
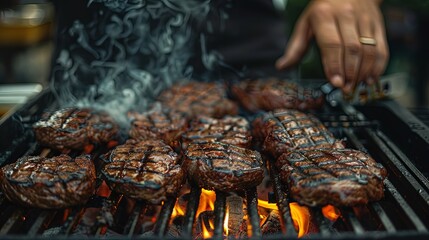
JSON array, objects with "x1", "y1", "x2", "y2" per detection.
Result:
[{"x1": 276, "y1": 0, "x2": 389, "y2": 94}]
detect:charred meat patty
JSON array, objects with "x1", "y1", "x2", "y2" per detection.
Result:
[
  {"x1": 276, "y1": 149, "x2": 387, "y2": 207},
  {"x1": 231, "y1": 78, "x2": 324, "y2": 112},
  {"x1": 102, "y1": 139, "x2": 184, "y2": 204},
  {"x1": 184, "y1": 141, "x2": 264, "y2": 192},
  {"x1": 33, "y1": 108, "x2": 119, "y2": 151},
  {"x1": 128, "y1": 106, "x2": 188, "y2": 150},
  {"x1": 182, "y1": 115, "x2": 252, "y2": 149},
  {"x1": 0, "y1": 154, "x2": 96, "y2": 209},
  {"x1": 253, "y1": 109, "x2": 344, "y2": 158},
  {"x1": 158, "y1": 81, "x2": 238, "y2": 118}
]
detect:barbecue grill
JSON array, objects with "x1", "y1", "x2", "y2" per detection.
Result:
[{"x1": 1, "y1": 88, "x2": 429, "y2": 239}]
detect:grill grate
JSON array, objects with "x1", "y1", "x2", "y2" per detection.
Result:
[{"x1": 1, "y1": 90, "x2": 429, "y2": 239}]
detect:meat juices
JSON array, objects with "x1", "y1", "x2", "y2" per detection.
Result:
[
  {"x1": 0, "y1": 155, "x2": 96, "y2": 209},
  {"x1": 181, "y1": 115, "x2": 252, "y2": 149},
  {"x1": 231, "y1": 78, "x2": 324, "y2": 112},
  {"x1": 184, "y1": 141, "x2": 264, "y2": 192},
  {"x1": 33, "y1": 108, "x2": 119, "y2": 151},
  {"x1": 276, "y1": 149, "x2": 387, "y2": 206},
  {"x1": 158, "y1": 81, "x2": 238, "y2": 118},
  {"x1": 102, "y1": 139, "x2": 184, "y2": 204}
]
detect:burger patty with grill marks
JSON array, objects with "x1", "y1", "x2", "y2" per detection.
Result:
[
  {"x1": 253, "y1": 109, "x2": 344, "y2": 158},
  {"x1": 102, "y1": 139, "x2": 184, "y2": 204},
  {"x1": 33, "y1": 108, "x2": 119, "y2": 151},
  {"x1": 128, "y1": 105, "x2": 188, "y2": 150},
  {"x1": 276, "y1": 149, "x2": 387, "y2": 207},
  {"x1": 181, "y1": 115, "x2": 252, "y2": 149},
  {"x1": 231, "y1": 78, "x2": 324, "y2": 112},
  {"x1": 0, "y1": 154, "x2": 96, "y2": 209},
  {"x1": 158, "y1": 81, "x2": 238, "y2": 118},
  {"x1": 184, "y1": 141, "x2": 264, "y2": 192}
]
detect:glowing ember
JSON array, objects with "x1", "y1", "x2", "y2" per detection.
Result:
[
  {"x1": 322, "y1": 205, "x2": 340, "y2": 221},
  {"x1": 84, "y1": 144, "x2": 94, "y2": 154}
]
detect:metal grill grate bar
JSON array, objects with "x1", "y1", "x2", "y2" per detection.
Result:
[
  {"x1": 246, "y1": 187, "x2": 262, "y2": 238},
  {"x1": 123, "y1": 202, "x2": 146, "y2": 236},
  {"x1": 370, "y1": 202, "x2": 397, "y2": 233},
  {"x1": 0, "y1": 208, "x2": 25, "y2": 234},
  {"x1": 153, "y1": 197, "x2": 176, "y2": 237},
  {"x1": 268, "y1": 158, "x2": 297, "y2": 237},
  {"x1": 213, "y1": 191, "x2": 226, "y2": 239},
  {"x1": 312, "y1": 208, "x2": 333, "y2": 236},
  {"x1": 27, "y1": 210, "x2": 55, "y2": 236},
  {"x1": 341, "y1": 208, "x2": 364, "y2": 234},
  {"x1": 58, "y1": 207, "x2": 85, "y2": 235},
  {"x1": 182, "y1": 186, "x2": 201, "y2": 237},
  {"x1": 384, "y1": 179, "x2": 427, "y2": 232}
]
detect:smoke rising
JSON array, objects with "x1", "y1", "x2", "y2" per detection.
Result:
[{"x1": 50, "y1": 0, "x2": 222, "y2": 127}]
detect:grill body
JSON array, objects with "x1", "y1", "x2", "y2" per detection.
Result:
[{"x1": 1, "y1": 89, "x2": 429, "y2": 239}]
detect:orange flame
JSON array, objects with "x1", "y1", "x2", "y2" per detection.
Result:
[
  {"x1": 170, "y1": 189, "x2": 312, "y2": 238},
  {"x1": 199, "y1": 189, "x2": 217, "y2": 239},
  {"x1": 170, "y1": 189, "x2": 219, "y2": 238},
  {"x1": 322, "y1": 205, "x2": 340, "y2": 221},
  {"x1": 171, "y1": 200, "x2": 186, "y2": 220},
  {"x1": 258, "y1": 199, "x2": 310, "y2": 237}
]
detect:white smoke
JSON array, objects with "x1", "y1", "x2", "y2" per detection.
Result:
[{"x1": 50, "y1": 0, "x2": 217, "y2": 127}]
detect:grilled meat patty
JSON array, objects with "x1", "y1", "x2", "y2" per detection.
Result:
[
  {"x1": 184, "y1": 141, "x2": 264, "y2": 192},
  {"x1": 158, "y1": 81, "x2": 238, "y2": 118},
  {"x1": 33, "y1": 108, "x2": 119, "y2": 151},
  {"x1": 128, "y1": 106, "x2": 188, "y2": 150},
  {"x1": 253, "y1": 109, "x2": 344, "y2": 158},
  {"x1": 182, "y1": 116, "x2": 252, "y2": 149},
  {"x1": 231, "y1": 78, "x2": 324, "y2": 112},
  {"x1": 102, "y1": 139, "x2": 184, "y2": 204},
  {"x1": 276, "y1": 149, "x2": 387, "y2": 206},
  {"x1": 0, "y1": 154, "x2": 96, "y2": 209}
]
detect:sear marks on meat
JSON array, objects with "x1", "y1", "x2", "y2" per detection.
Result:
[
  {"x1": 276, "y1": 149, "x2": 387, "y2": 207},
  {"x1": 253, "y1": 109, "x2": 344, "y2": 158},
  {"x1": 182, "y1": 115, "x2": 252, "y2": 150},
  {"x1": 33, "y1": 108, "x2": 119, "y2": 151},
  {"x1": 102, "y1": 139, "x2": 184, "y2": 204},
  {"x1": 0, "y1": 154, "x2": 96, "y2": 209},
  {"x1": 158, "y1": 81, "x2": 238, "y2": 118},
  {"x1": 184, "y1": 141, "x2": 264, "y2": 192},
  {"x1": 128, "y1": 105, "x2": 188, "y2": 151},
  {"x1": 231, "y1": 78, "x2": 324, "y2": 112}
]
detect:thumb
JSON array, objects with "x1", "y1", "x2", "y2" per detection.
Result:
[{"x1": 276, "y1": 15, "x2": 313, "y2": 70}]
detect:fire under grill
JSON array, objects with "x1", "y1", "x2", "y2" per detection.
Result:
[{"x1": 1, "y1": 89, "x2": 429, "y2": 239}]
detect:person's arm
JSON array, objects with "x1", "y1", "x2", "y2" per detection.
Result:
[{"x1": 276, "y1": 0, "x2": 388, "y2": 94}]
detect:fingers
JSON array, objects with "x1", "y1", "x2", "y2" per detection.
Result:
[
  {"x1": 337, "y1": 7, "x2": 361, "y2": 93},
  {"x1": 277, "y1": 0, "x2": 389, "y2": 95},
  {"x1": 276, "y1": 14, "x2": 312, "y2": 70},
  {"x1": 309, "y1": 5, "x2": 344, "y2": 88},
  {"x1": 370, "y1": 13, "x2": 389, "y2": 82},
  {"x1": 357, "y1": 11, "x2": 377, "y2": 86}
]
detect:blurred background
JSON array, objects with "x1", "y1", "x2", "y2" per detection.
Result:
[{"x1": 0, "y1": 0, "x2": 428, "y2": 117}]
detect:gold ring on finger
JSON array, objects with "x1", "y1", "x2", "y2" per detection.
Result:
[{"x1": 359, "y1": 37, "x2": 377, "y2": 46}]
